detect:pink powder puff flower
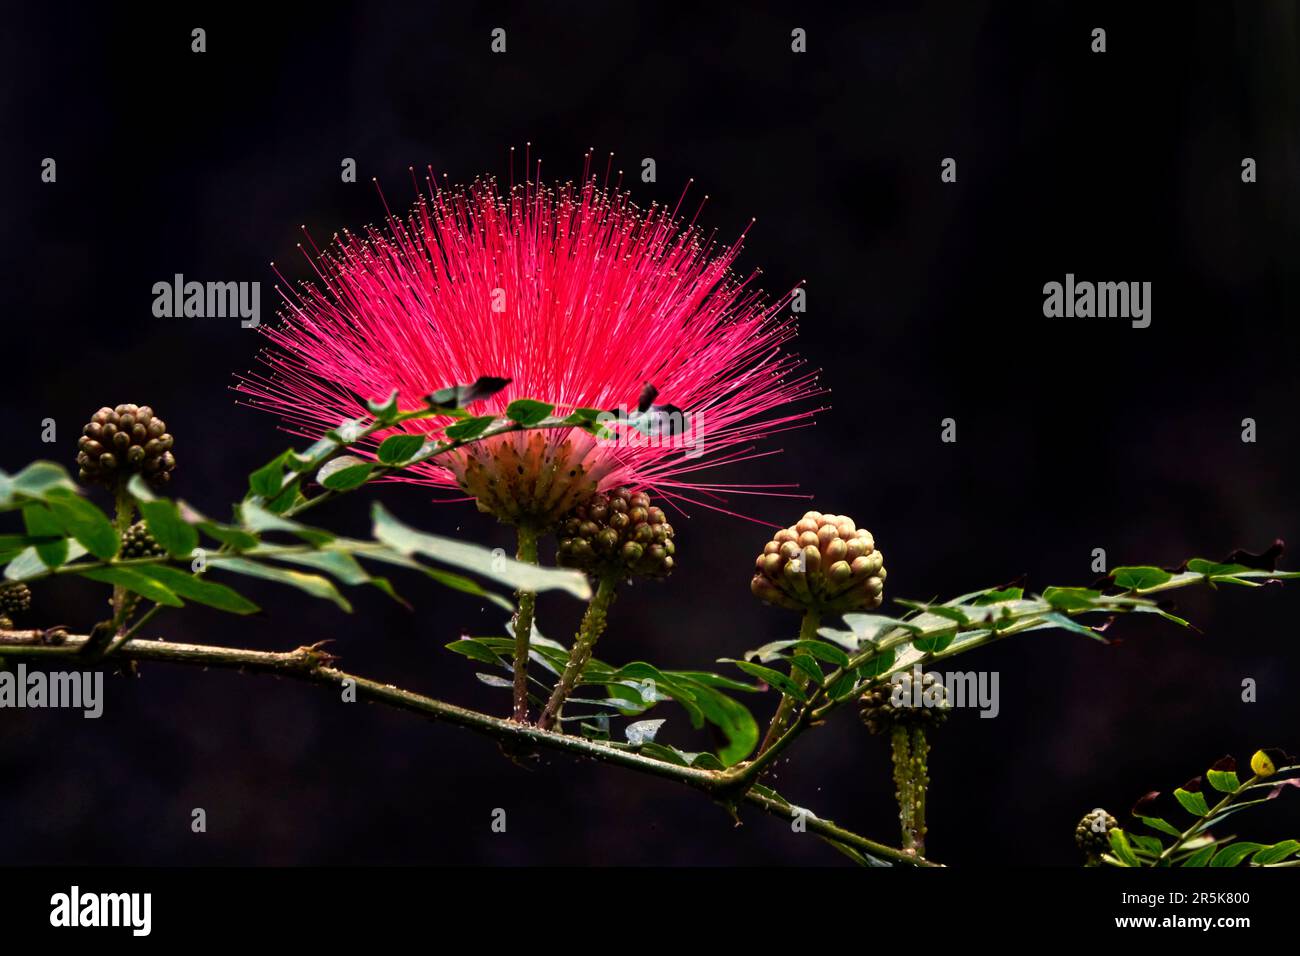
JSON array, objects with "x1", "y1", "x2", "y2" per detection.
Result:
[{"x1": 239, "y1": 154, "x2": 821, "y2": 529}]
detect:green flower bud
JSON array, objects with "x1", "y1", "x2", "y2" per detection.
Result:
[
  {"x1": 556, "y1": 487, "x2": 676, "y2": 579},
  {"x1": 858, "y1": 670, "x2": 950, "y2": 735},
  {"x1": 0, "y1": 582, "x2": 32, "y2": 617},
  {"x1": 121, "y1": 521, "x2": 166, "y2": 560},
  {"x1": 1075, "y1": 808, "x2": 1117, "y2": 857}
]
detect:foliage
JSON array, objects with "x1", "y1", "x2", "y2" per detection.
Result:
[
  {"x1": 1103, "y1": 750, "x2": 1300, "y2": 867},
  {"x1": 3, "y1": 385, "x2": 1298, "y2": 866},
  {"x1": 1, "y1": 385, "x2": 590, "y2": 613}
]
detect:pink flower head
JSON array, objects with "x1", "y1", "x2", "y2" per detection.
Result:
[{"x1": 239, "y1": 154, "x2": 821, "y2": 527}]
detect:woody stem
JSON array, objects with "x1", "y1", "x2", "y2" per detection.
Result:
[
  {"x1": 110, "y1": 482, "x2": 135, "y2": 630},
  {"x1": 910, "y1": 725, "x2": 930, "y2": 857},
  {"x1": 537, "y1": 574, "x2": 618, "y2": 731},
  {"x1": 889, "y1": 723, "x2": 930, "y2": 856},
  {"x1": 0, "y1": 627, "x2": 935, "y2": 866},
  {"x1": 510, "y1": 525, "x2": 540, "y2": 723},
  {"x1": 890, "y1": 725, "x2": 918, "y2": 853}
]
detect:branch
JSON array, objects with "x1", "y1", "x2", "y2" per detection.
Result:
[
  {"x1": 719, "y1": 563, "x2": 1300, "y2": 808},
  {"x1": 780, "y1": 566, "x2": 1299, "y2": 750},
  {"x1": 0, "y1": 628, "x2": 932, "y2": 867},
  {"x1": 741, "y1": 788, "x2": 938, "y2": 866}
]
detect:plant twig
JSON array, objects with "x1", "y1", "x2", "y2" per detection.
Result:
[
  {"x1": 0, "y1": 627, "x2": 933, "y2": 866},
  {"x1": 1156, "y1": 777, "x2": 1256, "y2": 864},
  {"x1": 741, "y1": 789, "x2": 940, "y2": 866},
  {"x1": 511, "y1": 524, "x2": 540, "y2": 723},
  {"x1": 103, "y1": 602, "x2": 162, "y2": 657},
  {"x1": 756, "y1": 608, "x2": 820, "y2": 756},
  {"x1": 538, "y1": 574, "x2": 618, "y2": 731}
]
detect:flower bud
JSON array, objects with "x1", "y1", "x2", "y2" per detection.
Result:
[
  {"x1": 557, "y1": 487, "x2": 676, "y2": 579},
  {"x1": 1075, "y1": 808, "x2": 1117, "y2": 857},
  {"x1": 1250, "y1": 749, "x2": 1277, "y2": 779},
  {"x1": 0, "y1": 582, "x2": 32, "y2": 617},
  {"x1": 121, "y1": 521, "x2": 166, "y2": 560},
  {"x1": 858, "y1": 670, "x2": 949, "y2": 735},
  {"x1": 750, "y1": 510, "x2": 887, "y2": 613},
  {"x1": 77, "y1": 404, "x2": 176, "y2": 488}
]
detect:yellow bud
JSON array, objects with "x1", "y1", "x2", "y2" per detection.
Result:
[{"x1": 1250, "y1": 750, "x2": 1276, "y2": 778}]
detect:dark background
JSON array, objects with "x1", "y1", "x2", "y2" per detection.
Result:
[{"x1": 2, "y1": 1, "x2": 1297, "y2": 866}]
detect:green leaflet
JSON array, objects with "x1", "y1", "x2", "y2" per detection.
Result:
[{"x1": 372, "y1": 504, "x2": 590, "y2": 599}]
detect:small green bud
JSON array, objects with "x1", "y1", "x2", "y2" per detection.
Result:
[
  {"x1": 0, "y1": 582, "x2": 32, "y2": 617},
  {"x1": 1075, "y1": 808, "x2": 1117, "y2": 858},
  {"x1": 556, "y1": 487, "x2": 676, "y2": 579}
]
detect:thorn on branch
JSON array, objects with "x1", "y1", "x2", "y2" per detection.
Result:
[
  {"x1": 716, "y1": 798, "x2": 742, "y2": 826},
  {"x1": 293, "y1": 640, "x2": 340, "y2": 668}
]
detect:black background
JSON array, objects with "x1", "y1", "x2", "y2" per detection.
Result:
[{"x1": 2, "y1": 1, "x2": 1297, "y2": 866}]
